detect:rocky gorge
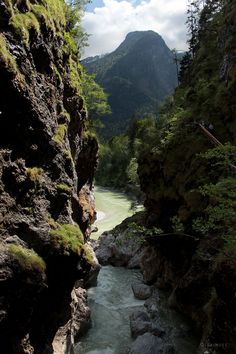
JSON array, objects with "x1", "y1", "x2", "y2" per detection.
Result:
[
  {"x1": 0, "y1": 0, "x2": 100, "y2": 353},
  {"x1": 95, "y1": 208, "x2": 236, "y2": 354},
  {"x1": 1, "y1": 0, "x2": 236, "y2": 354}
]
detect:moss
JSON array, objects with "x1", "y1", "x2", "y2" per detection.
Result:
[
  {"x1": 8, "y1": 0, "x2": 66, "y2": 45},
  {"x1": 48, "y1": 217, "x2": 58, "y2": 229},
  {"x1": 57, "y1": 183, "x2": 72, "y2": 193},
  {"x1": 0, "y1": 34, "x2": 18, "y2": 73},
  {"x1": 3, "y1": 0, "x2": 14, "y2": 16},
  {"x1": 50, "y1": 223, "x2": 84, "y2": 255},
  {"x1": 10, "y1": 12, "x2": 40, "y2": 44},
  {"x1": 63, "y1": 149, "x2": 73, "y2": 162},
  {"x1": 69, "y1": 56, "x2": 81, "y2": 93},
  {"x1": 31, "y1": 4, "x2": 56, "y2": 32},
  {"x1": 42, "y1": 0, "x2": 66, "y2": 31},
  {"x1": 59, "y1": 110, "x2": 70, "y2": 123},
  {"x1": 53, "y1": 64, "x2": 62, "y2": 82},
  {"x1": 26, "y1": 167, "x2": 44, "y2": 182},
  {"x1": 8, "y1": 244, "x2": 46, "y2": 273},
  {"x1": 53, "y1": 123, "x2": 67, "y2": 145},
  {"x1": 82, "y1": 243, "x2": 96, "y2": 266},
  {"x1": 64, "y1": 32, "x2": 77, "y2": 54}
]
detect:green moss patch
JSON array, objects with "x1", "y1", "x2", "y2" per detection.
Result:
[
  {"x1": 69, "y1": 56, "x2": 82, "y2": 93},
  {"x1": 53, "y1": 123, "x2": 67, "y2": 145},
  {"x1": 82, "y1": 243, "x2": 96, "y2": 266},
  {"x1": 0, "y1": 34, "x2": 17, "y2": 73},
  {"x1": 26, "y1": 167, "x2": 44, "y2": 182},
  {"x1": 10, "y1": 12, "x2": 40, "y2": 44},
  {"x1": 50, "y1": 223, "x2": 84, "y2": 255},
  {"x1": 8, "y1": 244, "x2": 46, "y2": 273},
  {"x1": 57, "y1": 183, "x2": 72, "y2": 193}
]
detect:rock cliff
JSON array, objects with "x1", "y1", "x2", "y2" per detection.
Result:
[{"x1": 0, "y1": 0, "x2": 99, "y2": 353}]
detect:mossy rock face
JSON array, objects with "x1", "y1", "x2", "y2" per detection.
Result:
[
  {"x1": 82, "y1": 243, "x2": 96, "y2": 266},
  {"x1": 56, "y1": 183, "x2": 72, "y2": 193},
  {"x1": 8, "y1": 244, "x2": 46, "y2": 274},
  {"x1": 26, "y1": 167, "x2": 44, "y2": 182},
  {"x1": 49, "y1": 223, "x2": 84, "y2": 255},
  {"x1": 0, "y1": 34, "x2": 17, "y2": 73}
]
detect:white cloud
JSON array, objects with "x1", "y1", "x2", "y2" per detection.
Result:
[{"x1": 81, "y1": 0, "x2": 188, "y2": 57}]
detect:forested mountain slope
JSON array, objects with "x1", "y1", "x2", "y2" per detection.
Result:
[{"x1": 83, "y1": 30, "x2": 178, "y2": 138}]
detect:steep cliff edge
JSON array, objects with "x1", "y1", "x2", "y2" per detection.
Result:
[{"x1": 0, "y1": 1, "x2": 99, "y2": 353}]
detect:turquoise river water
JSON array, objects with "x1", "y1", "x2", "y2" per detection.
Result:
[{"x1": 75, "y1": 186, "x2": 199, "y2": 354}]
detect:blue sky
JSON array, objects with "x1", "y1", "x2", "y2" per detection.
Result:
[
  {"x1": 82, "y1": 0, "x2": 188, "y2": 58},
  {"x1": 85, "y1": 0, "x2": 105, "y2": 12},
  {"x1": 86, "y1": 0, "x2": 143, "y2": 12}
]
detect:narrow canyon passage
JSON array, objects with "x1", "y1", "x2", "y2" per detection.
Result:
[{"x1": 76, "y1": 187, "x2": 199, "y2": 354}]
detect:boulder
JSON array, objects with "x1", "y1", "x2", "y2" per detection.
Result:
[
  {"x1": 127, "y1": 333, "x2": 163, "y2": 354},
  {"x1": 130, "y1": 311, "x2": 164, "y2": 339},
  {"x1": 132, "y1": 283, "x2": 152, "y2": 300}
]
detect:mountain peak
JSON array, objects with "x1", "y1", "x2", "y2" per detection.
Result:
[
  {"x1": 125, "y1": 30, "x2": 161, "y2": 40},
  {"x1": 116, "y1": 30, "x2": 165, "y2": 54},
  {"x1": 82, "y1": 31, "x2": 178, "y2": 139}
]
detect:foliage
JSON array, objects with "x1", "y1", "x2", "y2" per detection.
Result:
[
  {"x1": 81, "y1": 71, "x2": 111, "y2": 119},
  {"x1": 128, "y1": 222, "x2": 163, "y2": 237},
  {"x1": 135, "y1": 0, "x2": 236, "y2": 243},
  {"x1": 8, "y1": 244, "x2": 46, "y2": 273},
  {"x1": 116, "y1": 222, "x2": 163, "y2": 247},
  {"x1": 96, "y1": 135, "x2": 131, "y2": 189},
  {"x1": 126, "y1": 158, "x2": 139, "y2": 185},
  {"x1": 192, "y1": 177, "x2": 236, "y2": 239},
  {"x1": 49, "y1": 223, "x2": 84, "y2": 255},
  {"x1": 171, "y1": 216, "x2": 185, "y2": 233},
  {"x1": 96, "y1": 115, "x2": 158, "y2": 199}
]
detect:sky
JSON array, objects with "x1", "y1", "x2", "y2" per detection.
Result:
[{"x1": 81, "y1": 0, "x2": 188, "y2": 58}]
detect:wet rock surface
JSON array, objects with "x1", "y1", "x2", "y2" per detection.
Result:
[
  {"x1": 127, "y1": 332, "x2": 176, "y2": 354},
  {"x1": 131, "y1": 283, "x2": 152, "y2": 300},
  {"x1": 95, "y1": 213, "x2": 146, "y2": 267}
]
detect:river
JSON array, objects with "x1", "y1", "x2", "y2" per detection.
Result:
[
  {"x1": 75, "y1": 186, "x2": 199, "y2": 354},
  {"x1": 91, "y1": 186, "x2": 134, "y2": 239}
]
